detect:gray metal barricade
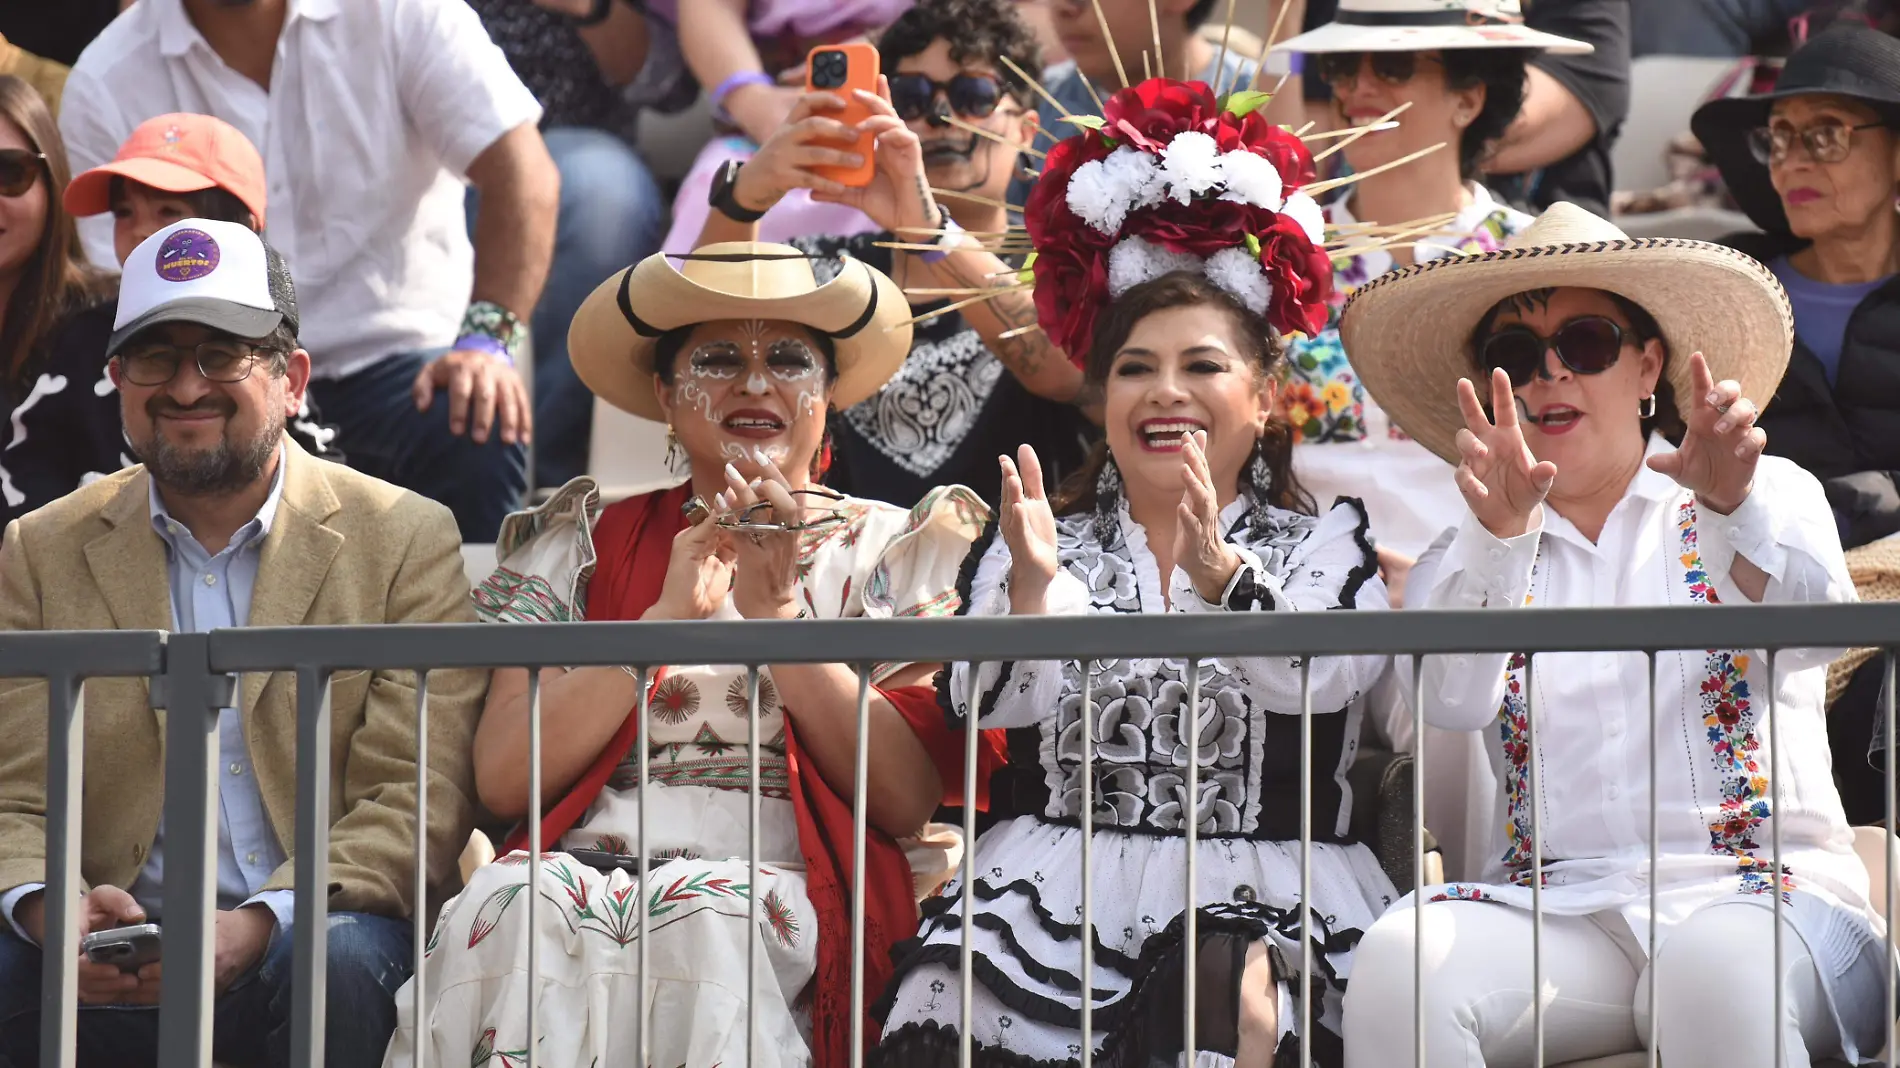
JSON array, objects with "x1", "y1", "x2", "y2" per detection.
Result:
[{"x1": 16, "y1": 602, "x2": 1900, "y2": 1067}]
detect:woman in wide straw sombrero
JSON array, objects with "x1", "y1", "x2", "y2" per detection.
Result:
[
  {"x1": 384, "y1": 243, "x2": 999, "y2": 1068},
  {"x1": 1334, "y1": 204, "x2": 1890, "y2": 1066}
]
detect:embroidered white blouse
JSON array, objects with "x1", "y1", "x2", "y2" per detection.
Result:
[{"x1": 1407, "y1": 437, "x2": 1874, "y2": 930}]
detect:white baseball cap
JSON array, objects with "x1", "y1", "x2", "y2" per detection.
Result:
[{"x1": 110, "y1": 218, "x2": 288, "y2": 355}]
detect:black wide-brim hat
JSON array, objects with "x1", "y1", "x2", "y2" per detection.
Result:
[{"x1": 1692, "y1": 23, "x2": 1900, "y2": 237}]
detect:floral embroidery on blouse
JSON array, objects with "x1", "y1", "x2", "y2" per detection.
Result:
[
  {"x1": 1677, "y1": 501, "x2": 1794, "y2": 900},
  {"x1": 1497, "y1": 651, "x2": 1535, "y2": 879},
  {"x1": 1429, "y1": 883, "x2": 1495, "y2": 904},
  {"x1": 1281, "y1": 203, "x2": 1522, "y2": 445}
]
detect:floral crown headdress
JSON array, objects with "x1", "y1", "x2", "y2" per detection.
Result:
[{"x1": 886, "y1": 0, "x2": 1451, "y2": 366}]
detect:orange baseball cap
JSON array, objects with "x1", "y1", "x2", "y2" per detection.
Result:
[{"x1": 64, "y1": 113, "x2": 266, "y2": 227}]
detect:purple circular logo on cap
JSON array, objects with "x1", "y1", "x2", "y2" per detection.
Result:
[{"x1": 155, "y1": 228, "x2": 220, "y2": 282}]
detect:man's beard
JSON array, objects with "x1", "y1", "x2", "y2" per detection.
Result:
[{"x1": 132, "y1": 396, "x2": 282, "y2": 497}]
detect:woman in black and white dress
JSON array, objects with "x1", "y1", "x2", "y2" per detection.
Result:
[{"x1": 873, "y1": 271, "x2": 1398, "y2": 1067}]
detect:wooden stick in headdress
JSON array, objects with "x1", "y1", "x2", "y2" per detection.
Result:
[
  {"x1": 886, "y1": 287, "x2": 1035, "y2": 328},
  {"x1": 940, "y1": 113, "x2": 1048, "y2": 159},
  {"x1": 1090, "y1": 0, "x2": 1131, "y2": 89},
  {"x1": 999, "y1": 54, "x2": 1072, "y2": 119},
  {"x1": 1305, "y1": 141, "x2": 1447, "y2": 196},
  {"x1": 1249, "y1": 0, "x2": 1298, "y2": 91},
  {"x1": 1311, "y1": 101, "x2": 1413, "y2": 162},
  {"x1": 1143, "y1": 52, "x2": 1153, "y2": 82},
  {"x1": 999, "y1": 322, "x2": 1044, "y2": 340},
  {"x1": 1148, "y1": 0, "x2": 1166, "y2": 79},
  {"x1": 1212, "y1": 0, "x2": 1241, "y2": 96},
  {"x1": 1327, "y1": 217, "x2": 1462, "y2": 260},
  {"x1": 932, "y1": 188, "x2": 1026, "y2": 212},
  {"x1": 1078, "y1": 72, "x2": 1107, "y2": 115},
  {"x1": 1302, "y1": 120, "x2": 1402, "y2": 143}
]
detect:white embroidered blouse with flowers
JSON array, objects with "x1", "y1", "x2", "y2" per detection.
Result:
[
  {"x1": 1405, "y1": 438, "x2": 1888, "y2": 1048},
  {"x1": 1285, "y1": 185, "x2": 1533, "y2": 558},
  {"x1": 385, "y1": 477, "x2": 987, "y2": 1068},
  {"x1": 876, "y1": 493, "x2": 1399, "y2": 1063}
]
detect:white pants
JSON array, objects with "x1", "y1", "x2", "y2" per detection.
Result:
[{"x1": 1342, "y1": 899, "x2": 1839, "y2": 1067}]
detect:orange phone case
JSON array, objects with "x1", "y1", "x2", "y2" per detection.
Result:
[{"x1": 806, "y1": 42, "x2": 880, "y2": 188}]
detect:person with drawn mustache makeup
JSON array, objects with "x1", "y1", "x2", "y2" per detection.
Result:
[{"x1": 696, "y1": 0, "x2": 1100, "y2": 514}]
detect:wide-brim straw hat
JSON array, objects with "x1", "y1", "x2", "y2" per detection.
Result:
[
  {"x1": 569, "y1": 242, "x2": 912, "y2": 422},
  {"x1": 1691, "y1": 24, "x2": 1900, "y2": 238},
  {"x1": 1337, "y1": 202, "x2": 1794, "y2": 464},
  {"x1": 1275, "y1": 0, "x2": 1592, "y2": 54}
]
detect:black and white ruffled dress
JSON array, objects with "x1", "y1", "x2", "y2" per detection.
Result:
[{"x1": 874, "y1": 493, "x2": 1399, "y2": 1068}]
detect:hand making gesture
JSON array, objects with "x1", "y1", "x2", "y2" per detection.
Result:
[
  {"x1": 1644, "y1": 351, "x2": 1764, "y2": 515},
  {"x1": 722, "y1": 456, "x2": 808, "y2": 620},
  {"x1": 1455, "y1": 368, "x2": 1560, "y2": 540},
  {"x1": 812, "y1": 77, "x2": 940, "y2": 238},
  {"x1": 644, "y1": 499, "x2": 737, "y2": 622},
  {"x1": 1175, "y1": 431, "x2": 1243, "y2": 603},
  {"x1": 999, "y1": 444, "x2": 1059, "y2": 615}
]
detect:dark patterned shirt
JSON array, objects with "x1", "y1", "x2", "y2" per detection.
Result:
[{"x1": 467, "y1": 0, "x2": 620, "y2": 130}]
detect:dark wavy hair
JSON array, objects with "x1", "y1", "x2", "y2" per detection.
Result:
[
  {"x1": 878, "y1": 0, "x2": 1044, "y2": 107},
  {"x1": 1470, "y1": 287, "x2": 1687, "y2": 443},
  {"x1": 1056, "y1": 271, "x2": 1315, "y2": 517},
  {"x1": 1439, "y1": 48, "x2": 1533, "y2": 179}
]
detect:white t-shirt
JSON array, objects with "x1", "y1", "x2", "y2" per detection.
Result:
[{"x1": 60, "y1": 0, "x2": 542, "y2": 378}]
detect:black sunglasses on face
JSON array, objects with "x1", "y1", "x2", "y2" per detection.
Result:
[
  {"x1": 1315, "y1": 51, "x2": 1442, "y2": 88},
  {"x1": 888, "y1": 73, "x2": 1006, "y2": 122},
  {"x1": 1480, "y1": 315, "x2": 1629, "y2": 388},
  {"x1": 0, "y1": 149, "x2": 46, "y2": 198}
]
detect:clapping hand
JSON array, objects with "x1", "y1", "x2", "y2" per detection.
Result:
[
  {"x1": 723, "y1": 456, "x2": 806, "y2": 620},
  {"x1": 999, "y1": 445, "x2": 1059, "y2": 615},
  {"x1": 1645, "y1": 351, "x2": 1764, "y2": 515},
  {"x1": 1455, "y1": 369, "x2": 1559, "y2": 540},
  {"x1": 1175, "y1": 431, "x2": 1242, "y2": 603}
]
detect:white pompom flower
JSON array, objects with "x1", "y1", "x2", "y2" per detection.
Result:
[
  {"x1": 1101, "y1": 146, "x2": 1167, "y2": 214},
  {"x1": 1202, "y1": 246, "x2": 1272, "y2": 316},
  {"x1": 1159, "y1": 131, "x2": 1223, "y2": 204},
  {"x1": 1108, "y1": 237, "x2": 1201, "y2": 297},
  {"x1": 1065, "y1": 158, "x2": 1124, "y2": 236},
  {"x1": 1279, "y1": 191, "x2": 1327, "y2": 246},
  {"x1": 1217, "y1": 150, "x2": 1285, "y2": 212}
]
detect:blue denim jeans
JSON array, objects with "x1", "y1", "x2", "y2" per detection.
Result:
[
  {"x1": 307, "y1": 347, "x2": 529, "y2": 543},
  {"x1": 0, "y1": 911, "x2": 411, "y2": 1068},
  {"x1": 467, "y1": 125, "x2": 667, "y2": 489}
]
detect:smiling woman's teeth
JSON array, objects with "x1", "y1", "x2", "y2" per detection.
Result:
[{"x1": 1141, "y1": 421, "x2": 1201, "y2": 446}]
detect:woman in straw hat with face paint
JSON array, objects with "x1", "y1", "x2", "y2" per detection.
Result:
[
  {"x1": 1334, "y1": 204, "x2": 1888, "y2": 1067},
  {"x1": 381, "y1": 243, "x2": 997, "y2": 1068}
]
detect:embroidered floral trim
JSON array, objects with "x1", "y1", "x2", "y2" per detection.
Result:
[
  {"x1": 471, "y1": 568, "x2": 573, "y2": 624},
  {"x1": 1678, "y1": 501, "x2": 1794, "y2": 899},
  {"x1": 1429, "y1": 883, "x2": 1495, "y2": 904},
  {"x1": 1497, "y1": 651, "x2": 1534, "y2": 878}
]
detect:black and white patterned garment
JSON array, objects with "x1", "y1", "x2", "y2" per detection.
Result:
[
  {"x1": 790, "y1": 233, "x2": 1096, "y2": 511},
  {"x1": 466, "y1": 0, "x2": 620, "y2": 130},
  {"x1": 0, "y1": 300, "x2": 342, "y2": 530},
  {"x1": 873, "y1": 492, "x2": 1396, "y2": 1068}
]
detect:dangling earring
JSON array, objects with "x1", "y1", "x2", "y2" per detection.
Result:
[
  {"x1": 1244, "y1": 434, "x2": 1277, "y2": 536},
  {"x1": 811, "y1": 404, "x2": 837, "y2": 483},
  {"x1": 664, "y1": 423, "x2": 686, "y2": 474},
  {"x1": 1092, "y1": 456, "x2": 1124, "y2": 547},
  {"x1": 1639, "y1": 394, "x2": 1658, "y2": 419}
]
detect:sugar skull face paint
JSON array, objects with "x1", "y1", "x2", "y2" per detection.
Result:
[{"x1": 658, "y1": 318, "x2": 838, "y2": 485}]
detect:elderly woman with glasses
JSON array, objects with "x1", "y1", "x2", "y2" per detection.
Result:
[{"x1": 382, "y1": 244, "x2": 995, "y2": 1068}]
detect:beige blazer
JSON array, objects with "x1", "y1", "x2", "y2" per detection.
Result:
[{"x1": 0, "y1": 443, "x2": 487, "y2": 920}]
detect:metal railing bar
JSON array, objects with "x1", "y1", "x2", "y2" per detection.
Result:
[
  {"x1": 960, "y1": 661, "x2": 979, "y2": 1068},
  {"x1": 636, "y1": 667, "x2": 652, "y2": 1068},
  {"x1": 0, "y1": 630, "x2": 161, "y2": 678},
  {"x1": 1184, "y1": 657, "x2": 1200, "y2": 1065},
  {"x1": 1079, "y1": 660, "x2": 1095, "y2": 1068},
  {"x1": 411, "y1": 669, "x2": 430, "y2": 1068},
  {"x1": 204, "y1": 602, "x2": 1900, "y2": 672},
  {"x1": 291, "y1": 666, "x2": 334, "y2": 1068},
  {"x1": 38, "y1": 674, "x2": 82, "y2": 1068},
  {"x1": 156, "y1": 631, "x2": 229, "y2": 1068},
  {"x1": 1884, "y1": 651, "x2": 1895, "y2": 1068},
  {"x1": 1299, "y1": 658, "x2": 1313, "y2": 1068},
  {"x1": 1527, "y1": 654, "x2": 1544, "y2": 1068},
  {"x1": 1410, "y1": 665, "x2": 1424, "y2": 1068},
  {"x1": 526, "y1": 668, "x2": 542, "y2": 1068},
  {"x1": 1769, "y1": 651, "x2": 1784, "y2": 1068},
  {"x1": 850, "y1": 665, "x2": 871, "y2": 1068},
  {"x1": 1646, "y1": 651, "x2": 1659, "y2": 1068},
  {"x1": 747, "y1": 666, "x2": 762, "y2": 1068}
]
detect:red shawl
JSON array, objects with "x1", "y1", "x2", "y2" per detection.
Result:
[{"x1": 503, "y1": 486, "x2": 1005, "y2": 1064}]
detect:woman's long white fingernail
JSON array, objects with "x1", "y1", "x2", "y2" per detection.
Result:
[{"x1": 725, "y1": 462, "x2": 742, "y2": 482}]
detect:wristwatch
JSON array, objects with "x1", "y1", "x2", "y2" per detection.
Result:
[{"x1": 708, "y1": 159, "x2": 768, "y2": 223}]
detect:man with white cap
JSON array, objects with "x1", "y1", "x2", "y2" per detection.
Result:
[{"x1": 0, "y1": 219, "x2": 486, "y2": 1068}]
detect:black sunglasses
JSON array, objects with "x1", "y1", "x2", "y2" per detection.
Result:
[
  {"x1": 0, "y1": 149, "x2": 45, "y2": 198},
  {"x1": 1314, "y1": 51, "x2": 1443, "y2": 88},
  {"x1": 1480, "y1": 315, "x2": 1630, "y2": 388},
  {"x1": 888, "y1": 73, "x2": 1006, "y2": 122}
]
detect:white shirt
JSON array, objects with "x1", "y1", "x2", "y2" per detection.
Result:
[
  {"x1": 1407, "y1": 437, "x2": 1871, "y2": 919},
  {"x1": 60, "y1": 0, "x2": 542, "y2": 378}
]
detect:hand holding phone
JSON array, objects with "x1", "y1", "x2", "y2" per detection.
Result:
[
  {"x1": 81, "y1": 923, "x2": 163, "y2": 973},
  {"x1": 805, "y1": 43, "x2": 881, "y2": 188}
]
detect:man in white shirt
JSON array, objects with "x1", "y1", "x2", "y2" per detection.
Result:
[
  {"x1": 60, "y1": 0, "x2": 560, "y2": 543},
  {"x1": 0, "y1": 221, "x2": 486, "y2": 1066}
]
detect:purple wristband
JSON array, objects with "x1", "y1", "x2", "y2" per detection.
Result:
[
  {"x1": 919, "y1": 216, "x2": 963, "y2": 264},
  {"x1": 454, "y1": 334, "x2": 515, "y2": 366},
  {"x1": 710, "y1": 71, "x2": 774, "y2": 119}
]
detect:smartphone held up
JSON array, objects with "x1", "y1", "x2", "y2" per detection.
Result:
[{"x1": 805, "y1": 43, "x2": 880, "y2": 188}]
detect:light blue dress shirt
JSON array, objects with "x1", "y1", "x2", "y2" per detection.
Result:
[{"x1": 2, "y1": 451, "x2": 293, "y2": 941}]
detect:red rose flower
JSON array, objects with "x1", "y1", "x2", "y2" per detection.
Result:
[
  {"x1": 1256, "y1": 213, "x2": 1335, "y2": 337},
  {"x1": 1031, "y1": 238, "x2": 1111, "y2": 364},
  {"x1": 1101, "y1": 78, "x2": 1220, "y2": 153},
  {"x1": 1126, "y1": 198, "x2": 1272, "y2": 258},
  {"x1": 1213, "y1": 112, "x2": 1317, "y2": 189}
]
